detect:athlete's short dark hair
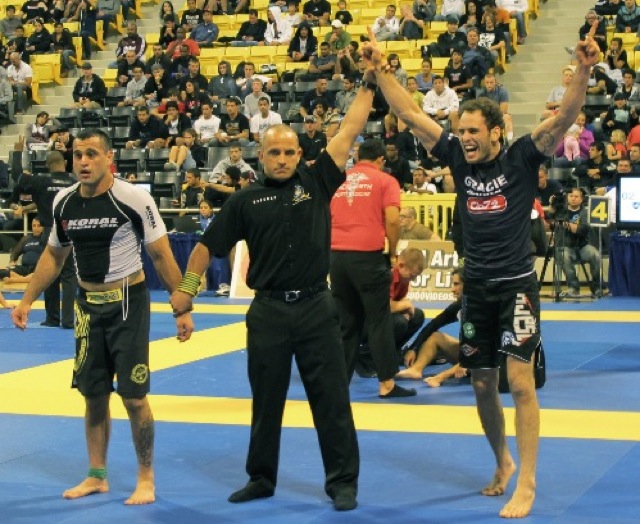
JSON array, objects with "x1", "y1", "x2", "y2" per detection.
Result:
[
  {"x1": 75, "y1": 128, "x2": 112, "y2": 151},
  {"x1": 460, "y1": 97, "x2": 505, "y2": 132},
  {"x1": 358, "y1": 139, "x2": 386, "y2": 161}
]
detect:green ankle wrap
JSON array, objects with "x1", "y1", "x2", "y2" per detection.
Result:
[{"x1": 88, "y1": 467, "x2": 107, "y2": 480}]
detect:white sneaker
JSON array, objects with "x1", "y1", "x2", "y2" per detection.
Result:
[
  {"x1": 164, "y1": 162, "x2": 179, "y2": 171},
  {"x1": 215, "y1": 283, "x2": 230, "y2": 296}
]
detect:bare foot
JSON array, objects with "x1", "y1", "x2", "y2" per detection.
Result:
[
  {"x1": 499, "y1": 484, "x2": 536, "y2": 518},
  {"x1": 424, "y1": 376, "x2": 443, "y2": 387},
  {"x1": 124, "y1": 479, "x2": 155, "y2": 505},
  {"x1": 481, "y1": 460, "x2": 517, "y2": 497},
  {"x1": 63, "y1": 477, "x2": 109, "y2": 499},
  {"x1": 395, "y1": 368, "x2": 423, "y2": 380}
]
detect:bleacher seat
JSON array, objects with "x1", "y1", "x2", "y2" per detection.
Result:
[
  {"x1": 116, "y1": 149, "x2": 146, "y2": 173},
  {"x1": 206, "y1": 148, "x2": 231, "y2": 170},
  {"x1": 57, "y1": 108, "x2": 82, "y2": 128},
  {"x1": 146, "y1": 148, "x2": 171, "y2": 172},
  {"x1": 112, "y1": 127, "x2": 132, "y2": 149},
  {"x1": 104, "y1": 87, "x2": 127, "y2": 108},
  {"x1": 108, "y1": 106, "x2": 136, "y2": 127}
]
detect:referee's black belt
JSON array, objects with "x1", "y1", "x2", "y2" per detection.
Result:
[{"x1": 256, "y1": 282, "x2": 329, "y2": 303}]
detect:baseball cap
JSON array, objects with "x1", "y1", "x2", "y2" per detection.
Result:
[
  {"x1": 614, "y1": 92, "x2": 626, "y2": 101},
  {"x1": 331, "y1": 19, "x2": 343, "y2": 29},
  {"x1": 81, "y1": 62, "x2": 92, "y2": 69},
  {"x1": 446, "y1": 15, "x2": 459, "y2": 24},
  {"x1": 151, "y1": 63, "x2": 164, "y2": 71}
]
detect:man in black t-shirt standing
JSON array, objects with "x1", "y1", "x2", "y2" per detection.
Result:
[
  {"x1": 170, "y1": 79, "x2": 377, "y2": 513},
  {"x1": 363, "y1": 24, "x2": 600, "y2": 519}
]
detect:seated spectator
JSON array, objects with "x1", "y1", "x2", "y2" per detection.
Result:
[
  {"x1": 118, "y1": 64, "x2": 147, "y2": 107},
  {"x1": 476, "y1": 73, "x2": 513, "y2": 142},
  {"x1": 78, "y1": 0, "x2": 98, "y2": 61},
  {"x1": 159, "y1": 14, "x2": 178, "y2": 48},
  {"x1": 263, "y1": 6, "x2": 292, "y2": 46},
  {"x1": 587, "y1": 63, "x2": 619, "y2": 95},
  {"x1": 553, "y1": 111, "x2": 594, "y2": 168},
  {"x1": 422, "y1": 75, "x2": 459, "y2": 133},
  {"x1": 249, "y1": 96, "x2": 282, "y2": 143},
  {"x1": 415, "y1": 58, "x2": 434, "y2": 92},
  {"x1": 207, "y1": 60, "x2": 238, "y2": 101},
  {"x1": 541, "y1": 66, "x2": 574, "y2": 120},
  {"x1": 113, "y1": 22, "x2": 146, "y2": 66},
  {"x1": 165, "y1": 127, "x2": 207, "y2": 171},
  {"x1": 615, "y1": 0, "x2": 640, "y2": 33},
  {"x1": 180, "y1": 169, "x2": 204, "y2": 209},
  {"x1": 24, "y1": 111, "x2": 52, "y2": 151},
  {"x1": 6, "y1": 51, "x2": 33, "y2": 114},
  {"x1": 574, "y1": 141, "x2": 617, "y2": 194},
  {"x1": 283, "y1": 1, "x2": 302, "y2": 28},
  {"x1": 207, "y1": 145, "x2": 254, "y2": 184},
  {"x1": 434, "y1": 0, "x2": 464, "y2": 21},
  {"x1": 96, "y1": 0, "x2": 120, "y2": 40},
  {"x1": 179, "y1": 57, "x2": 208, "y2": 93},
  {"x1": 299, "y1": 76, "x2": 336, "y2": 119},
  {"x1": 298, "y1": 116, "x2": 327, "y2": 165},
  {"x1": 180, "y1": 0, "x2": 203, "y2": 33},
  {"x1": 616, "y1": 68, "x2": 640, "y2": 102},
  {"x1": 497, "y1": 0, "x2": 527, "y2": 44},
  {"x1": 146, "y1": 43, "x2": 173, "y2": 74},
  {"x1": 20, "y1": 0, "x2": 47, "y2": 24},
  {"x1": 398, "y1": 3, "x2": 423, "y2": 40},
  {"x1": 0, "y1": 6, "x2": 22, "y2": 41},
  {"x1": 459, "y1": 0, "x2": 480, "y2": 32},
  {"x1": 125, "y1": 105, "x2": 169, "y2": 149},
  {"x1": 166, "y1": 28, "x2": 200, "y2": 59},
  {"x1": 193, "y1": 100, "x2": 221, "y2": 146},
  {"x1": 236, "y1": 61, "x2": 272, "y2": 97},
  {"x1": 303, "y1": 0, "x2": 331, "y2": 27},
  {"x1": 144, "y1": 63, "x2": 176, "y2": 110},
  {"x1": 244, "y1": 78, "x2": 271, "y2": 118},
  {"x1": 312, "y1": 99, "x2": 340, "y2": 140},
  {"x1": 602, "y1": 92, "x2": 638, "y2": 137},
  {"x1": 606, "y1": 37, "x2": 629, "y2": 72},
  {"x1": 399, "y1": 206, "x2": 440, "y2": 240},
  {"x1": 0, "y1": 68, "x2": 15, "y2": 122},
  {"x1": 71, "y1": 62, "x2": 106, "y2": 108},
  {"x1": 198, "y1": 199, "x2": 214, "y2": 230},
  {"x1": 405, "y1": 167, "x2": 438, "y2": 195},
  {"x1": 2, "y1": 26, "x2": 26, "y2": 70},
  {"x1": 332, "y1": 45, "x2": 358, "y2": 80},
  {"x1": 384, "y1": 142, "x2": 412, "y2": 187},
  {"x1": 579, "y1": 10, "x2": 607, "y2": 54},
  {"x1": 215, "y1": 96, "x2": 251, "y2": 146},
  {"x1": 298, "y1": 41, "x2": 336, "y2": 81},
  {"x1": 606, "y1": 129, "x2": 628, "y2": 161},
  {"x1": 191, "y1": 8, "x2": 219, "y2": 47},
  {"x1": 461, "y1": 27, "x2": 494, "y2": 80},
  {"x1": 162, "y1": 100, "x2": 192, "y2": 147},
  {"x1": 288, "y1": 22, "x2": 317, "y2": 62},
  {"x1": 0, "y1": 217, "x2": 44, "y2": 280},
  {"x1": 116, "y1": 49, "x2": 146, "y2": 87},
  {"x1": 50, "y1": 22, "x2": 76, "y2": 78},
  {"x1": 444, "y1": 49, "x2": 472, "y2": 100},
  {"x1": 21, "y1": 17, "x2": 50, "y2": 64},
  {"x1": 427, "y1": 15, "x2": 466, "y2": 57},
  {"x1": 413, "y1": 0, "x2": 436, "y2": 24},
  {"x1": 387, "y1": 53, "x2": 408, "y2": 87},
  {"x1": 334, "y1": 74, "x2": 357, "y2": 115},
  {"x1": 182, "y1": 79, "x2": 208, "y2": 120},
  {"x1": 478, "y1": 12, "x2": 506, "y2": 63},
  {"x1": 395, "y1": 126, "x2": 421, "y2": 169},
  {"x1": 334, "y1": 0, "x2": 353, "y2": 25},
  {"x1": 229, "y1": 8, "x2": 266, "y2": 46},
  {"x1": 389, "y1": 247, "x2": 426, "y2": 353},
  {"x1": 49, "y1": 126, "x2": 75, "y2": 172},
  {"x1": 536, "y1": 164, "x2": 562, "y2": 207},
  {"x1": 372, "y1": 5, "x2": 400, "y2": 41}
]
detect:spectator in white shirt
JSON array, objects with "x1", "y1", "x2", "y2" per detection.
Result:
[
  {"x1": 249, "y1": 96, "x2": 282, "y2": 143},
  {"x1": 372, "y1": 5, "x2": 400, "y2": 41},
  {"x1": 118, "y1": 65, "x2": 148, "y2": 107},
  {"x1": 264, "y1": 6, "x2": 293, "y2": 46},
  {"x1": 244, "y1": 78, "x2": 271, "y2": 118},
  {"x1": 422, "y1": 75, "x2": 459, "y2": 132},
  {"x1": 193, "y1": 100, "x2": 221, "y2": 146},
  {"x1": 434, "y1": 0, "x2": 465, "y2": 22},
  {"x1": 405, "y1": 167, "x2": 438, "y2": 194},
  {"x1": 6, "y1": 52, "x2": 33, "y2": 114}
]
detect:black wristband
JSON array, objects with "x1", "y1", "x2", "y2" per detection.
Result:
[{"x1": 362, "y1": 81, "x2": 378, "y2": 91}]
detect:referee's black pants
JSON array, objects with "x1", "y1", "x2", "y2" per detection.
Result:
[
  {"x1": 330, "y1": 250, "x2": 399, "y2": 382},
  {"x1": 244, "y1": 290, "x2": 359, "y2": 498},
  {"x1": 43, "y1": 227, "x2": 78, "y2": 326}
]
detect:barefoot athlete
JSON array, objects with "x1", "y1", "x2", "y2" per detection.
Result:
[
  {"x1": 360, "y1": 22, "x2": 600, "y2": 519},
  {"x1": 12, "y1": 128, "x2": 194, "y2": 505}
]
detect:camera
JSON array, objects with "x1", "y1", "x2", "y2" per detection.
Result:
[{"x1": 550, "y1": 188, "x2": 566, "y2": 214}]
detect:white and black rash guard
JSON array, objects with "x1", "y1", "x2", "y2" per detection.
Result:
[{"x1": 49, "y1": 178, "x2": 167, "y2": 284}]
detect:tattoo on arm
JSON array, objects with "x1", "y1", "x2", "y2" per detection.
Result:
[{"x1": 533, "y1": 129, "x2": 557, "y2": 156}]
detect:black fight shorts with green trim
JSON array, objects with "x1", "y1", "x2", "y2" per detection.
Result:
[
  {"x1": 72, "y1": 282, "x2": 151, "y2": 398},
  {"x1": 458, "y1": 272, "x2": 540, "y2": 370}
]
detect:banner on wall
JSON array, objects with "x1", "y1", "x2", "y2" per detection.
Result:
[{"x1": 230, "y1": 240, "x2": 458, "y2": 301}]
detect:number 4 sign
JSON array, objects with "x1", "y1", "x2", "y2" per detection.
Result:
[{"x1": 588, "y1": 196, "x2": 610, "y2": 227}]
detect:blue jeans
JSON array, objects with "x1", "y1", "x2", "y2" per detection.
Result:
[{"x1": 559, "y1": 245, "x2": 601, "y2": 292}]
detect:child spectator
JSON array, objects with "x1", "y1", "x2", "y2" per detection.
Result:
[
  {"x1": 562, "y1": 124, "x2": 581, "y2": 162},
  {"x1": 334, "y1": 0, "x2": 353, "y2": 25}
]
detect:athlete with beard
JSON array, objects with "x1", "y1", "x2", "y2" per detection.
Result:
[{"x1": 360, "y1": 22, "x2": 600, "y2": 519}]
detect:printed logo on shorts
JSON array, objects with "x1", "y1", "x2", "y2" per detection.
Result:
[
  {"x1": 462, "y1": 322, "x2": 476, "y2": 338},
  {"x1": 501, "y1": 331, "x2": 516, "y2": 348},
  {"x1": 513, "y1": 293, "x2": 537, "y2": 344},
  {"x1": 130, "y1": 364, "x2": 149, "y2": 385},
  {"x1": 460, "y1": 344, "x2": 479, "y2": 357}
]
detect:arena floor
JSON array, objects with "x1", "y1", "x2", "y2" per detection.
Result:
[{"x1": 0, "y1": 290, "x2": 638, "y2": 524}]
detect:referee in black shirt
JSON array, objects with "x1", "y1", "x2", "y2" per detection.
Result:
[{"x1": 171, "y1": 79, "x2": 378, "y2": 511}]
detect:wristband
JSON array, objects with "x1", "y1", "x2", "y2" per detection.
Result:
[
  {"x1": 362, "y1": 81, "x2": 378, "y2": 91},
  {"x1": 88, "y1": 467, "x2": 107, "y2": 480},
  {"x1": 177, "y1": 271, "x2": 201, "y2": 297}
]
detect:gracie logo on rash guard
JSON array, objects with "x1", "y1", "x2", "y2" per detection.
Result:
[
  {"x1": 63, "y1": 218, "x2": 119, "y2": 230},
  {"x1": 467, "y1": 195, "x2": 507, "y2": 214}
]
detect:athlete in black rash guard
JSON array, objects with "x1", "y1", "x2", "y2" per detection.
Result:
[
  {"x1": 12, "y1": 128, "x2": 194, "y2": 506},
  {"x1": 361, "y1": 24, "x2": 600, "y2": 519}
]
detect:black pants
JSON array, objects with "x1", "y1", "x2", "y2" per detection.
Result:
[
  {"x1": 392, "y1": 308, "x2": 425, "y2": 350},
  {"x1": 43, "y1": 228, "x2": 77, "y2": 326},
  {"x1": 244, "y1": 290, "x2": 359, "y2": 498},
  {"x1": 330, "y1": 251, "x2": 398, "y2": 382}
]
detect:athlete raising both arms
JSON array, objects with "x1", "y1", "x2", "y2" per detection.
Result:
[{"x1": 360, "y1": 22, "x2": 600, "y2": 519}]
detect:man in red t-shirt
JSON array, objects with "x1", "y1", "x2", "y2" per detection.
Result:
[
  {"x1": 330, "y1": 138, "x2": 416, "y2": 398},
  {"x1": 390, "y1": 247, "x2": 426, "y2": 351}
]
